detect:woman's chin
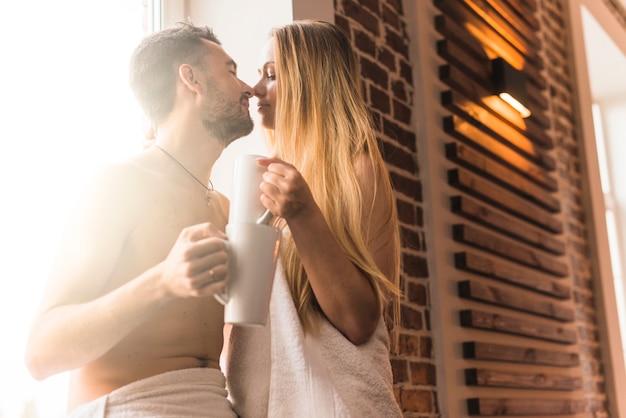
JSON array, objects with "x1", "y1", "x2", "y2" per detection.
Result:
[{"x1": 259, "y1": 117, "x2": 275, "y2": 131}]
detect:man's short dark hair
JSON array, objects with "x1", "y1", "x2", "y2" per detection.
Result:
[{"x1": 129, "y1": 22, "x2": 221, "y2": 125}]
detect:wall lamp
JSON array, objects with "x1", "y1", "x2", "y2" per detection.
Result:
[{"x1": 491, "y1": 58, "x2": 531, "y2": 118}]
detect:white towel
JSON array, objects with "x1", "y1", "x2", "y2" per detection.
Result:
[
  {"x1": 67, "y1": 368, "x2": 236, "y2": 417},
  {"x1": 223, "y1": 265, "x2": 402, "y2": 418}
]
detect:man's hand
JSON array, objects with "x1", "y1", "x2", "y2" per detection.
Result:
[{"x1": 160, "y1": 222, "x2": 229, "y2": 298}]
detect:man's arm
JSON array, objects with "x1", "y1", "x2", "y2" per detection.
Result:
[{"x1": 25, "y1": 166, "x2": 228, "y2": 380}]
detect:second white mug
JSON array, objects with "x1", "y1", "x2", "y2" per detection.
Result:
[
  {"x1": 214, "y1": 222, "x2": 281, "y2": 326},
  {"x1": 229, "y1": 154, "x2": 267, "y2": 224}
]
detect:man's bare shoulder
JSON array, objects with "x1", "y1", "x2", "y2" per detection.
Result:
[{"x1": 69, "y1": 153, "x2": 166, "y2": 223}]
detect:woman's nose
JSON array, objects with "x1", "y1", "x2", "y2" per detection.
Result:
[{"x1": 253, "y1": 79, "x2": 265, "y2": 97}]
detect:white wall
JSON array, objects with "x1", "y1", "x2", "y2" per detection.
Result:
[{"x1": 164, "y1": 0, "x2": 334, "y2": 199}]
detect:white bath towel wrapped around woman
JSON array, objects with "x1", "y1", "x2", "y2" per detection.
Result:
[{"x1": 222, "y1": 265, "x2": 402, "y2": 418}]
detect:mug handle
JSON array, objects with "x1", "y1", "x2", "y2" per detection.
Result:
[
  {"x1": 214, "y1": 291, "x2": 229, "y2": 305},
  {"x1": 213, "y1": 239, "x2": 231, "y2": 305}
]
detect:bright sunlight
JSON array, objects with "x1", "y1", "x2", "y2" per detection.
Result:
[{"x1": 0, "y1": 1, "x2": 147, "y2": 416}]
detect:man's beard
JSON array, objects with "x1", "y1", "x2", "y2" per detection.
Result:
[{"x1": 202, "y1": 82, "x2": 254, "y2": 147}]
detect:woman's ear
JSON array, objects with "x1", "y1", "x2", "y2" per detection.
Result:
[{"x1": 178, "y1": 64, "x2": 202, "y2": 94}]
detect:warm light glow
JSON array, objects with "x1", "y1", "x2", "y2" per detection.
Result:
[
  {"x1": 0, "y1": 1, "x2": 147, "y2": 417},
  {"x1": 499, "y1": 92, "x2": 532, "y2": 118}
]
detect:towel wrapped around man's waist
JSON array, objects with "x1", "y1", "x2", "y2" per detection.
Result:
[{"x1": 66, "y1": 367, "x2": 236, "y2": 418}]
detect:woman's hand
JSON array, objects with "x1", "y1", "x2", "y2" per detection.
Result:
[{"x1": 256, "y1": 157, "x2": 316, "y2": 220}]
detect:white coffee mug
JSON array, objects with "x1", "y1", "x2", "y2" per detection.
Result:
[
  {"x1": 229, "y1": 154, "x2": 267, "y2": 224},
  {"x1": 214, "y1": 223, "x2": 281, "y2": 326}
]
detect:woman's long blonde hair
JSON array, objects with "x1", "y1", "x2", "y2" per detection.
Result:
[{"x1": 265, "y1": 20, "x2": 401, "y2": 335}]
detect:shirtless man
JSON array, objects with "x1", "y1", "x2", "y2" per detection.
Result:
[{"x1": 25, "y1": 23, "x2": 253, "y2": 417}]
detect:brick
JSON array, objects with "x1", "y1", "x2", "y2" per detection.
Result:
[
  {"x1": 420, "y1": 336, "x2": 433, "y2": 358},
  {"x1": 400, "y1": 304, "x2": 423, "y2": 330},
  {"x1": 398, "y1": 388, "x2": 433, "y2": 413},
  {"x1": 397, "y1": 333, "x2": 420, "y2": 356},
  {"x1": 383, "y1": 0, "x2": 403, "y2": 15},
  {"x1": 382, "y1": 3, "x2": 402, "y2": 31},
  {"x1": 370, "y1": 84, "x2": 391, "y2": 113},
  {"x1": 360, "y1": 56, "x2": 389, "y2": 88},
  {"x1": 382, "y1": 116, "x2": 417, "y2": 151},
  {"x1": 391, "y1": 79, "x2": 408, "y2": 102},
  {"x1": 358, "y1": 0, "x2": 380, "y2": 15},
  {"x1": 391, "y1": 358, "x2": 408, "y2": 383},
  {"x1": 393, "y1": 98, "x2": 412, "y2": 124},
  {"x1": 353, "y1": 28, "x2": 376, "y2": 57},
  {"x1": 396, "y1": 200, "x2": 417, "y2": 225},
  {"x1": 383, "y1": 141, "x2": 417, "y2": 174},
  {"x1": 400, "y1": 58, "x2": 413, "y2": 83},
  {"x1": 385, "y1": 29, "x2": 408, "y2": 57},
  {"x1": 416, "y1": 205, "x2": 424, "y2": 227},
  {"x1": 407, "y1": 282, "x2": 427, "y2": 305},
  {"x1": 378, "y1": 46, "x2": 396, "y2": 72},
  {"x1": 389, "y1": 170, "x2": 421, "y2": 200},
  {"x1": 334, "y1": 14, "x2": 350, "y2": 36},
  {"x1": 410, "y1": 362, "x2": 437, "y2": 385},
  {"x1": 343, "y1": 0, "x2": 380, "y2": 36},
  {"x1": 401, "y1": 226, "x2": 423, "y2": 251}
]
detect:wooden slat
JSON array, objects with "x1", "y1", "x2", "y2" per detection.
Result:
[
  {"x1": 449, "y1": 168, "x2": 563, "y2": 234},
  {"x1": 465, "y1": 368, "x2": 582, "y2": 391},
  {"x1": 508, "y1": 0, "x2": 539, "y2": 18},
  {"x1": 460, "y1": 309, "x2": 577, "y2": 344},
  {"x1": 455, "y1": 252, "x2": 571, "y2": 299},
  {"x1": 467, "y1": 397, "x2": 586, "y2": 415},
  {"x1": 440, "y1": 86, "x2": 552, "y2": 151},
  {"x1": 483, "y1": 0, "x2": 541, "y2": 42},
  {"x1": 451, "y1": 195, "x2": 565, "y2": 254},
  {"x1": 444, "y1": 132, "x2": 556, "y2": 192},
  {"x1": 435, "y1": 16, "x2": 548, "y2": 113},
  {"x1": 462, "y1": 0, "x2": 540, "y2": 51},
  {"x1": 437, "y1": 46, "x2": 549, "y2": 120},
  {"x1": 458, "y1": 280, "x2": 574, "y2": 321},
  {"x1": 433, "y1": 1, "x2": 544, "y2": 70},
  {"x1": 433, "y1": 12, "x2": 544, "y2": 87},
  {"x1": 439, "y1": 65, "x2": 551, "y2": 143},
  {"x1": 463, "y1": 341, "x2": 580, "y2": 367},
  {"x1": 453, "y1": 224, "x2": 569, "y2": 277},
  {"x1": 436, "y1": 40, "x2": 486, "y2": 86},
  {"x1": 446, "y1": 143, "x2": 561, "y2": 212},
  {"x1": 444, "y1": 113, "x2": 555, "y2": 172}
]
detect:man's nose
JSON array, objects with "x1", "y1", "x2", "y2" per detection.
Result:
[{"x1": 240, "y1": 80, "x2": 253, "y2": 97}]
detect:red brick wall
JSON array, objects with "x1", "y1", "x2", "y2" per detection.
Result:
[
  {"x1": 334, "y1": 0, "x2": 438, "y2": 415},
  {"x1": 539, "y1": 0, "x2": 609, "y2": 414}
]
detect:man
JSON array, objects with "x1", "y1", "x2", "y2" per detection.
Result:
[{"x1": 25, "y1": 23, "x2": 253, "y2": 417}]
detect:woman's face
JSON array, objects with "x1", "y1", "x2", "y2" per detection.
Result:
[{"x1": 254, "y1": 39, "x2": 277, "y2": 130}]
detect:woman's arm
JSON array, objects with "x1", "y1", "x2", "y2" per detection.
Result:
[{"x1": 257, "y1": 156, "x2": 393, "y2": 344}]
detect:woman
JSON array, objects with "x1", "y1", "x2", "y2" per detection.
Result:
[{"x1": 222, "y1": 20, "x2": 402, "y2": 417}]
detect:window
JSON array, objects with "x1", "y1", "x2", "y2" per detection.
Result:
[
  {"x1": 0, "y1": 1, "x2": 150, "y2": 416},
  {"x1": 592, "y1": 103, "x2": 626, "y2": 364}
]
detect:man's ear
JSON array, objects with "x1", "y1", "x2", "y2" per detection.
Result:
[{"x1": 178, "y1": 64, "x2": 202, "y2": 94}]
